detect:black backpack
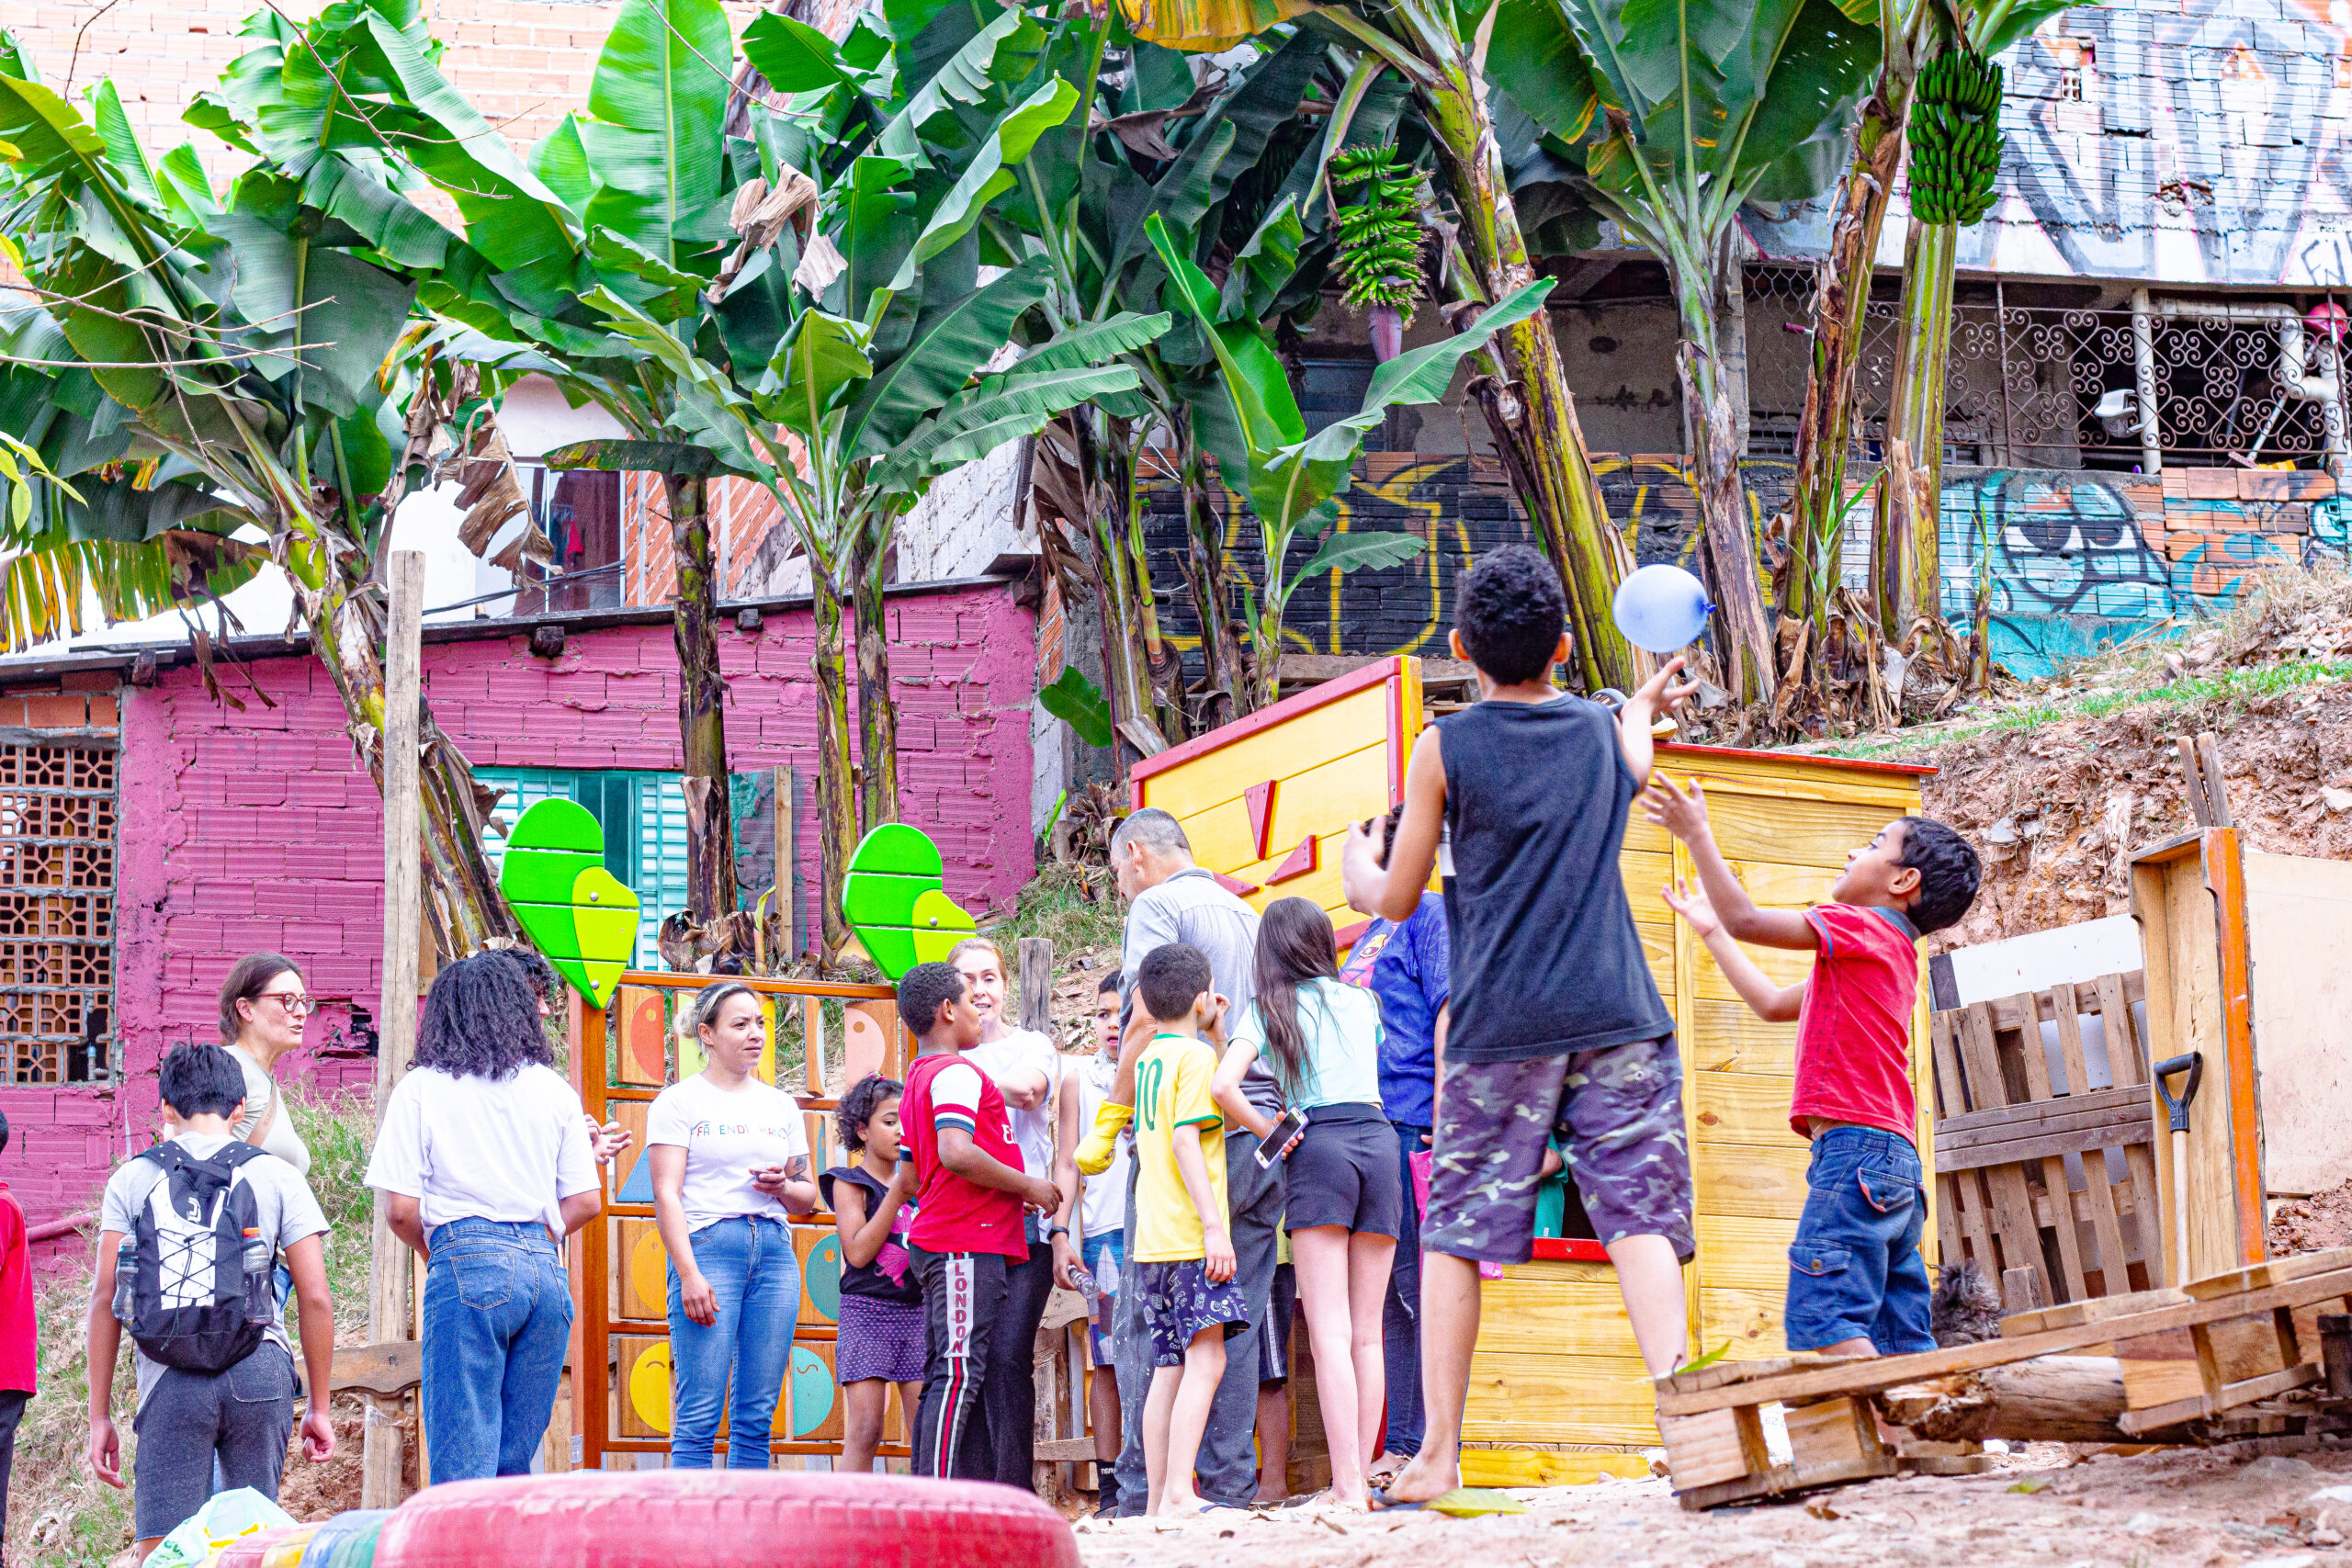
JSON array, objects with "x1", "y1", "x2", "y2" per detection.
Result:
[{"x1": 114, "y1": 1141, "x2": 277, "y2": 1372}]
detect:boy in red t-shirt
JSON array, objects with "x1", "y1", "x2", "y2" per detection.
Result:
[
  {"x1": 896, "y1": 964, "x2": 1061, "y2": 1481},
  {"x1": 0, "y1": 1110, "x2": 30, "y2": 1558},
  {"x1": 1645, "y1": 778, "x2": 1980, "y2": 1358}
]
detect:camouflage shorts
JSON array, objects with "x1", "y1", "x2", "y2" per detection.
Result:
[{"x1": 1422, "y1": 1035, "x2": 1694, "y2": 1265}]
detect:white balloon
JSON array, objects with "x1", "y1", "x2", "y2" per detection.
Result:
[{"x1": 1612, "y1": 564, "x2": 1713, "y2": 653}]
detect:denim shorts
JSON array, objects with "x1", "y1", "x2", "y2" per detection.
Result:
[
  {"x1": 1080, "y1": 1231, "x2": 1124, "y2": 1363},
  {"x1": 1784, "y1": 1126, "x2": 1937, "y2": 1354}
]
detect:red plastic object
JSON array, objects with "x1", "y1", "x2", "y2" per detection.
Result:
[{"x1": 372, "y1": 1470, "x2": 1080, "y2": 1568}]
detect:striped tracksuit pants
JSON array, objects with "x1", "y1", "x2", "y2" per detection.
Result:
[{"x1": 908, "y1": 1246, "x2": 1011, "y2": 1480}]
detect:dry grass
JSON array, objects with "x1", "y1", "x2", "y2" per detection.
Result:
[{"x1": 5, "y1": 1083, "x2": 382, "y2": 1567}]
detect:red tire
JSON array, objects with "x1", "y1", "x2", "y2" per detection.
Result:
[{"x1": 373, "y1": 1471, "x2": 1080, "y2": 1568}]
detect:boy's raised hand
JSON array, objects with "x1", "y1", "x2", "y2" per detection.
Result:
[
  {"x1": 1628, "y1": 655, "x2": 1702, "y2": 719},
  {"x1": 1642, "y1": 773, "x2": 1713, "y2": 843},
  {"x1": 1659, "y1": 877, "x2": 1722, "y2": 938}
]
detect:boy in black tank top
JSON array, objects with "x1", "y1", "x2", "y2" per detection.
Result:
[{"x1": 1340, "y1": 545, "x2": 1698, "y2": 1508}]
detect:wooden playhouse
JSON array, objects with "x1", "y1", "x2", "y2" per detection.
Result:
[{"x1": 1131, "y1": 656, "x2": 1939, "y2": 1483}]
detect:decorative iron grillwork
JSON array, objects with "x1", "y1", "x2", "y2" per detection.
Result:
[
  {"x1": 1744, "y1": 268, "x2": 2337, "y2": 470},
  {"x1": 0, "y1": 742, "x2": 115, "y2": 1083}
]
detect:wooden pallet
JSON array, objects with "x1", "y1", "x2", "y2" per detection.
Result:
[
  {"x1": 1931, "y1": 972, "x2": 2163, "y2": 1310},
  {"x1": 1656, "y1": 1250, "x2": 2352, "y2": 1506},
  {"x1": 1657, "y1": 1359, "x2": 1899, "y2": 1509},
  {"x1": 2114, "y1": 1252, "x2": 2352, "y2": 1434}
]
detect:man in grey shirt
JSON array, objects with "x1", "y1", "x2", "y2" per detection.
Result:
[{"x1": 1088, "y1": 807, "x2": 1281, "y2": 1514}]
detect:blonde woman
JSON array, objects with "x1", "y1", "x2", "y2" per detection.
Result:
[
  {"x1": 646, "y1": 983, "x2": 819, "y2": 1468},
  {"x1": 949, "y1": 936, "x2": 1063, "y2": 1491}
]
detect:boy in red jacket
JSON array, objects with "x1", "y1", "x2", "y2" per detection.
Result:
[
  {"x1": 1646, "y1": 776, "x2": 1980, "y2": 1357},
  {"x1": 896, "y1": 963, "x2": 1060, "y2": 1482}
]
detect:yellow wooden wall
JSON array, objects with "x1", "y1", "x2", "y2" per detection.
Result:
[
  {"x1": 1461, "y1": 745, "x2": 1934, "y2": 1467},
  {"x1": 1126, "y1": 664, "x2": 1936, "y2": 1474}
]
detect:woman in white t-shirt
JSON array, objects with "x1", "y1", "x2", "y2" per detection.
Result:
[
  {"x1": 948, "y1": 936, "x2": 1066, "y2": 1488},
  {"x1": 363, "y1": 953, "x2": 603, "y2": 1484},
  {"x1": 646, "y1": 983, "x2": 818, "y2": 1469},
  {"x1": 218, "y1": 952, "x2": 314, "y2": 1175}
]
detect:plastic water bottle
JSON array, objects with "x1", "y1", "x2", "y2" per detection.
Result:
[
  {"x1": 242, "y1": 1230, "x2": 274, "y2": 1322},
  {"x1": 111, "y1": 1238, "x2": 136, "y2": 1321}
]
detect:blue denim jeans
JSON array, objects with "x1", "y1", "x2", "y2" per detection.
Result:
[
  {"x1": 1785, "y1": 1126, "x2": 1936, "y2": 1354},
  {"x1": 1383, "y1": 1120, "x2": 1430, "y2": 1457},
  {"x1": 421, "y1": 1218, "x2": 573, "y2": 1484},
  {"x1": 666, "y1": 1215, "x2": 802, "y2": 1469}
]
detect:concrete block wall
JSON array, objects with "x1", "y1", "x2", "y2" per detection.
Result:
[{"x1": 14, "y1": 577, "x2": 1033, "y2": 1239}]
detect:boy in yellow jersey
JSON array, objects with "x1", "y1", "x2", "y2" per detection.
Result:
[{"x1": 1129, "y1": 942, "x2": 1248, "y2": 1517}]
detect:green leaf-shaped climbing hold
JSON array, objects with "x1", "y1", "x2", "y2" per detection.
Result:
[
  {"x1": 842, "y1": 823, "x2": 975, "y2": 980},
  {"x1": 500, "y1": 797, "x2": 641, "y2": 1007}
]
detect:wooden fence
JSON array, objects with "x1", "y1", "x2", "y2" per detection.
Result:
[{"x1": 1930, "y1": 972, "x2": 2167, "y2": 1311}]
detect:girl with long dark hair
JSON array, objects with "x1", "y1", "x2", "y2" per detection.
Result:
[
  {"x1": 363, "y1": 952, "x2": 603, "y2": 1483},
  {"x1": 1211, "y1": 897, "x2": 1398, "y2": 1509},
  {"x1": 645, "y1": 982, "x2": 817, "y2": 1469}
]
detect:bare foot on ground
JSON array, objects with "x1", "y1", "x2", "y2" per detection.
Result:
[{"x1": 1371, "y1": 1449, "x2": 1458, "y2": 1506}]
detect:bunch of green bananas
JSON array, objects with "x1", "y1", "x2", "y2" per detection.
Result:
[
  {"x1": 1331, "y1": 145, "x2": 1425, "y2": 316},
  {"x1": 1908, "y1": 51, "x2": 2004, "y2": 226}
]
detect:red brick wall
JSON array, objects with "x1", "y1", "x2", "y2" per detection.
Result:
[
  {"x1": 7, "y1": 0, "x2": 770, "y2": 179},
  {"x1": 17, "y1": 577, "x2": 1035, "y2": 1245}
]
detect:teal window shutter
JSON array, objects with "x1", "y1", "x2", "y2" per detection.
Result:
[
  {"x1": 630, "y1": 777, "x2": 694, "y2": 969},
  {"x1": 475, "y1": 766, "x2": 688, "y2": 973}
]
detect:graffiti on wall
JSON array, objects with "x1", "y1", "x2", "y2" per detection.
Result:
[
  {"x1": 1936, "y1": 468, "x2": 2350, "y2": 671},
  {"x1": 1747, "y1": 0, "x2": 2352, "y2": 288},
  {"x1": 1147, "y1": 454, "x2": 2351, "y2": 685}
]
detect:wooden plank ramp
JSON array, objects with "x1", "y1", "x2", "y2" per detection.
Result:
[{"x1": 1656, "y1": 1249, "x2": 2352, "y2": 1508}]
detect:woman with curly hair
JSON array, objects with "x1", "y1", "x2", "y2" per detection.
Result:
[
  {"x1": 820, "y1": 1073, "x2": 923, "y2": 1472},
  {"x1": 363, "y1": 951, "x2": 603, "y2": 1483},
  {"x1": 644, "y1": 982, "x2": 818, "y2": 1469}
]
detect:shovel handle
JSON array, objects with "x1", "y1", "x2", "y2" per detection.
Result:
[{"x1": 2153, "y1": 1052, "x2": 2203, "y2": 1135}]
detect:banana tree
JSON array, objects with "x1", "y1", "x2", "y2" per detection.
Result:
[
  {"x1": 1286, "y1": 0, "x2": 1645, "y2": 694},
  {"x1": 0, "y1": 12, "x2": 537, "y2": 957},
  {"x1": 1488, "y1": 0, "x2": 1881, "y2": 703},
  {"x1": 498, "y1": 0, "x2": 1164, "y2": 958},
  {"x1": 1150, "y1": 212, "x2": 1551, "y2": 704},
  {"x1": 1868, "y1": 0, "x2": 2076, "y2": 642},
  {"x1": 984, "y1": 20, "x2": 1337, "y2": 738}
]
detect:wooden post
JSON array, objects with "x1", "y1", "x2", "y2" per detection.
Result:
[
  {"x1": 1019, "y1": 937, "x2": 1058, "y2": 1498},
  {"x1": 1018, "y1": 939, "x2": 1054, "y2": 1035},
  {"x1": 775, "y1": 765, "x2": 797, "y2": 961},
  {"x1": 363, "y1": 551, "x2": 427, "y2": 1507}
]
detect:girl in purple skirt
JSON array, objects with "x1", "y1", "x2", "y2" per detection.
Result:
[{"x1": 820, "y1": 1074, "x2": 926, "y2": 1472}]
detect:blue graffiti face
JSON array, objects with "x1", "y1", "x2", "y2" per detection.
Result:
[{"x1": 1939, "y1": 469, "x2": 2178, "y2": 675}]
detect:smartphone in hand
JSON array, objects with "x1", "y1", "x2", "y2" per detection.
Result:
[{"x1": 1256, "y1": 1106, "x2": 1309, "y2": 1168}]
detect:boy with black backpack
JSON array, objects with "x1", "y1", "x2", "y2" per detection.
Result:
[{"x1": 85, "y1": 1043, "x2": 336, "y2": 1557}]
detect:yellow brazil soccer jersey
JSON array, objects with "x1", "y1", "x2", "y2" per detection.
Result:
[{"x1": 1131, "y1": 1032, "x2": 1228, "y2": 1263}]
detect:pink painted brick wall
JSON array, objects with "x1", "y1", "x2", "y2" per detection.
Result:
[{"x1": 27, "y1": 579, "x2": 1035, "y2": 1240}]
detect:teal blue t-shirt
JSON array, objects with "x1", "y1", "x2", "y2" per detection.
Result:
[{"x1": 1230, "y1": 977, "x2": 1385, "y2": 1111}]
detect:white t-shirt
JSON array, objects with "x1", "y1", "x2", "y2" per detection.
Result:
[
  {"x1": 228, "y1": 1045, "x2": 313, "y2": 1176},
  {"x1": 643, "y1": 1073, "x2": 809, "y2": 1232},
  {"x1": 364, "y1": 1064, "x2": 598, "y2": 1234},
  {"x1": 965, "y1": 1030, "x2": 1060, "y2": 1182},
  {"x1": 1075, "y1": 1051, "x2": 1132, "y2": 1244},
  {"x1": 100, "y1": 1132, "x2": 329, "y2": 1411}
]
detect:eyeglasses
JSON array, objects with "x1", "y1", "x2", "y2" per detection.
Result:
[{"x1": 257, "y1": 991, "x2": 314, "y2": 1016}]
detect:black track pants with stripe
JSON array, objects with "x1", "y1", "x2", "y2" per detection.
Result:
[{"x1": 909, "y1": 1245, "x2": 1011, "y2": 1481}]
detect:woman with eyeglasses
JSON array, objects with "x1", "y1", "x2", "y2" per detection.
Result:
[{"x1": 219, "y1": 953, "x2": 314, "y2": 1176}]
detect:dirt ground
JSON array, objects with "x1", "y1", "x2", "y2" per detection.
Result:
[
  {"x1": 1867, "y1": 571, "x2": 2352, "y2": 951},
  {"x1": 1075, "y1": 1443, "x2": 2352, "y2": 1568}
]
